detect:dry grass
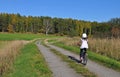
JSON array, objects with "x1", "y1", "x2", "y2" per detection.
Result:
[
  {"x1": 58, "y1": 37, "x2": 80, "y2": 46},
  {"x1": 58, "y1": 37, "x2": 120, "y2": 61},
  {"x1": 0, "y1": 41, "x2": 11, "y2": 49},
  {"x1": 89, "y1": 38, "x2": 120, "y2": 61},
  {"x1": 0, "y1": 40, "x2": 28, "y2": 75}
]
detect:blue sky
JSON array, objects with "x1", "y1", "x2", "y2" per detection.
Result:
[{"x1": 0, "y1": 0, "x2": 120, "y2": 22}]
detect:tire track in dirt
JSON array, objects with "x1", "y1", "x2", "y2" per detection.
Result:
[{"x1": 36, "y1": 41, "x2": 83, "y2": 77}]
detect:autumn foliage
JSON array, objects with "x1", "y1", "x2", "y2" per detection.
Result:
[{"x1": 0, "y1": 13, "x2": 120, "y2": 38}]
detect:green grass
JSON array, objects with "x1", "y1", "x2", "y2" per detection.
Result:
[
  {"x1": 88, "y1": 51, "x2": 120, "y2": 71},
  {"x1": 0, "y1": 33, "x2": 57, "y2": 40},
  {"x1": 52, "y1": 42, "x2": 120, "y2": 72},
  {"x1": 3, "y1": 43, "x2": 52, "y2": 77}
]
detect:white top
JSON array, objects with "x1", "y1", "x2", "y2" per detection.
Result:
[{"x1": 80, "y1": 38, "x2": 88, "y2": 49}]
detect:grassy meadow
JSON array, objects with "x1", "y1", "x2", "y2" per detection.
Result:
[
  {"x1": 0, "y1": 33, "x2": 55, "y2": 77},
  {"x1": 0, "y1": 33, "x2": 56, "y2": 40},
  {"x1": 0, "y1": 40, "x2": 27, "y2": 76},
  {"x1": 1, "y1": 32, "x2": 120, "y2": 76},
  {"x1": 2, "y1": 43, "x2": 52, "y2": 77},
  {"x1": 89, "y1": 38, "x2": 120, "y2": 61}
]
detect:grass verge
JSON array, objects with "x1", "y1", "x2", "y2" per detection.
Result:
[
  {"x1": 3, "y1": 43, "x2": 52, "y2": 77},
  {"x1": 53, "y1": 42, "x2": 120, "y2": 72},
  {"x1": 0, "y1": 40, "x2": 26, "y2": 76},
  {"x1": 43, "y1": 43, "x2": 96, "y2": 77}
]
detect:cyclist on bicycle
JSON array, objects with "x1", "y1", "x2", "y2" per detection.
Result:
[{"x1": 79, "y1": 33, "x2": 88, "y2": 63}]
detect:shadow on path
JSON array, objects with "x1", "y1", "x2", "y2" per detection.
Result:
[{"x1": 68, "y1": 55, "x2": 80, "y2": 63}]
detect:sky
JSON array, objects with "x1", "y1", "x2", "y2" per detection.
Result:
[{"x1": 0, "y1": 0, "x2": 120, "y2": 22}]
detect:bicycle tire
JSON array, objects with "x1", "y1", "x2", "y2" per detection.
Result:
[{"x1": 83, "y1": 53, "x2": 87, "y2": 65}]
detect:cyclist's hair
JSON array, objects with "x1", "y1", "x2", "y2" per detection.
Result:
[{"x1": 82, "y1": 37, "x2": 87, "y2": 40}]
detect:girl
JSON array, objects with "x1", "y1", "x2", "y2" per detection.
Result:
[{"x1": 79, "y1": 33, "x2": 88, "y2": 63}]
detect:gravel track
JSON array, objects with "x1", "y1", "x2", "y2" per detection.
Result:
[{"x1": 36, "y1": 42, "x2": 83, "y2": 77}]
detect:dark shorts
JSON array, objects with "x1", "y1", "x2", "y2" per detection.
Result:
[{"x1": 80, "y1": 48, "x2": 87, "y2": 58}]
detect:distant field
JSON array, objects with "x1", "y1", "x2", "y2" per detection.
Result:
[{"x1": 0, "y1": 33, "x2": 57, "y2": 40}]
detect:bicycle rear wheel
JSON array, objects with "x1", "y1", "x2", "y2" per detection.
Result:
[{"x1": 82, "y1": 54, "x2": 87, "y2": 65}]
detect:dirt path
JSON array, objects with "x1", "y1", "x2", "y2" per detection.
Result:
[
  {"x1": 36, "y1": 41, "x2": 83, "y2": 77},
  {"x1": 47, "y1": 44, "x2": 120, "y2": 77}
]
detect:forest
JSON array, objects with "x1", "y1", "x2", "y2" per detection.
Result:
[{"x1": 0, "y1": 13, "x2": 120, "y2": 38}]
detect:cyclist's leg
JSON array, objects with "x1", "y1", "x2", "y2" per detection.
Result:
[
  {"x1": 80, "y1": 49, "x2": 84, "y2": 62},
  {"x1": 83, "y1": 48, "x2": 87, "y2": 64},
  {"x1": 83, "y1": 48, "x2": 87, "y2": 58}
]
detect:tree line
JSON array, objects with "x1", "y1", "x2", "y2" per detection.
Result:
[{"x1": 0, "y1": 13, "x2": 120, "y2": 38}]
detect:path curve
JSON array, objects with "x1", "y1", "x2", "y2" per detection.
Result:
[
  {"x1": 36, "y1": 41, "x2": 83, "y2": 77},
  {"x1": 47, "y1": 44, "x2": 120, "y2": 77}
]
